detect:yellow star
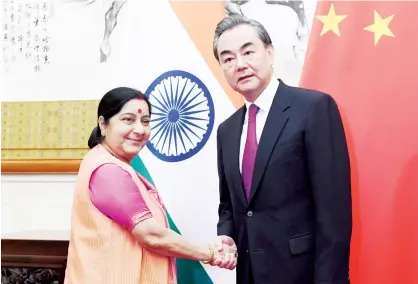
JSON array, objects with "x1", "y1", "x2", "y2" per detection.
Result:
[
  {"x1": 364, "y1": 10, "x2": 395, "y2": 45},
  {"x1": 316, "y1": 3, "x2": 348, "y2": 36}
]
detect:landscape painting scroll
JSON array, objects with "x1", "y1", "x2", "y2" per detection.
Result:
[
  {"x1": 1, "y1": 0, "x2": 97, "y2": 173},
  {"x1": 2, "y1": 0, "x2": 119, "y2": 173}
]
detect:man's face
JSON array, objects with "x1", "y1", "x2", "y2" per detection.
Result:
[{"x1": 217, "y1": 24, "x2": 274, "y2": 100}]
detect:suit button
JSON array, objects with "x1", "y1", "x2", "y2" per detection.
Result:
[{"x1": 247, "y1": 211, "x2": 253, "y2": 217}]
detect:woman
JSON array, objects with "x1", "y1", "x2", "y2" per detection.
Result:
[{"x1": 64, "y1": 87, "x2": 236, "y2": 284}]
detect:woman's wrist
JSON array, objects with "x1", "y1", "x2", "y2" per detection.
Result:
[{"x1": 200, "y1": 244, "x2": 215, "y2": 263}]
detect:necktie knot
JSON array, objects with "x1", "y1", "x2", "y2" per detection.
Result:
[{"x1": 248, "y1": 104, "x2": 259, "y2": 121}]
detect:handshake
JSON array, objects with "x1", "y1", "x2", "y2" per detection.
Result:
[{"x1": 205, "y1": 235, "x2": 238, "y2": 270}]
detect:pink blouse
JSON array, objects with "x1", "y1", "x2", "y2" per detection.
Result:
[{"x1": 89, "y1": 163, "x2": 162, "y2": 231}]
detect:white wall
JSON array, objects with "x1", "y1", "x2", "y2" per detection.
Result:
[{"x1": 1, "y1": 174, "x2": 75, "y2": 240}]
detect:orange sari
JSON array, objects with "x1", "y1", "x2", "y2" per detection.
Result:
[{"x1": 64, "y1": 145, "x2": 177, "y2": 284}]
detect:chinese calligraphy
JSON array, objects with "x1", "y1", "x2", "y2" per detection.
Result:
[{"x1": 3, "y1": 0, "x2": 51, "y2": 73}]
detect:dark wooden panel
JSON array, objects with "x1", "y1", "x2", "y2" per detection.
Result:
[
  {"x1": 1, "y1": 239, "x2": 69, "y2": 284},
  {"x1": 1, "y1": 267, "x2": 62, "y2": 284}
]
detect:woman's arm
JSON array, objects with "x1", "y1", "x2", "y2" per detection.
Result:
[
  {"x1": 89, "y1": 163, "x2": 220, "y2": 263},
  {"x1": 132, "y1": 218, "x2": 215, "y2": 262}
]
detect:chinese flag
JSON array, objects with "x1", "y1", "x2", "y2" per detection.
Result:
[{"x1": 300, "y1": 1, "x2": 418, "y2": 284}]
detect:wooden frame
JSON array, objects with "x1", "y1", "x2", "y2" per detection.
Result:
[
  {"x1": 1, "y1": 159, "x2": 82, "y2": 174},
  {"x1": 1, "y1": 148, "x2": 86, "y2": 174}
]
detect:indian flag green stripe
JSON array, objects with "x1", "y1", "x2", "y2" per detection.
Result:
[{"x1": 131, "y1": 155, "x2": 213, "y2": 284}]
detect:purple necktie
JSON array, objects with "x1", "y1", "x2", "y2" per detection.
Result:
[{"x1": 242, "y1": 104, "x2": 259, "y2": 200}]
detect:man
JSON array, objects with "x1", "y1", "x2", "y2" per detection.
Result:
[{"x1": 211, "y1": 15, "x2": 352, "y2": 284}]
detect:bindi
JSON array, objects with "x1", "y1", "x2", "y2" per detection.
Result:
[{"x1": 137, "y1": 108, "x2": 142, "y2": 114}]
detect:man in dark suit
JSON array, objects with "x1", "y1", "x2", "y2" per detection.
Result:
[{"x1": 211, "y1": 14, "x2": 352, "y2": 284}]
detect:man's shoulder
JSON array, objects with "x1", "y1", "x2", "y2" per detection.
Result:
[
  {"x1": 280, "y1": 83, "x2": 341, "y2": 113},
  {"x1": 287, "y1": 84, "x2": 330, "y2": 104}
]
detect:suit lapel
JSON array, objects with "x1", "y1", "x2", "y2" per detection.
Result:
[
  {"x1": 249, "y1": 81, "x2": 290, "y2": 204},
  {"x1": 226, "y1": 107, "x2": 248, "y2": 205}
]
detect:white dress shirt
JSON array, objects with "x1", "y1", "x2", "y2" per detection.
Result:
[{"x1": 239, "y1": 77, "x2": 280, "y2": 173}]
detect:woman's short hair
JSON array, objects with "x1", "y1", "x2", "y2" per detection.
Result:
[{"x1": 87, "y1": 87, "x2": 151, "y2": 149}]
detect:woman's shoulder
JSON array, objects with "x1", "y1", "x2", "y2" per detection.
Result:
[
  {"x1": 79, "y1": 145, "x2": 115, "y2": 171},
  {"x1": 96, "y1": 162, "x2": 128, "y2": 173},
  {"x1": 91, "y1": 163, "x2": 132, "y2": 183}
]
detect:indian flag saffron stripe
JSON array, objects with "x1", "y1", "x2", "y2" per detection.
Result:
[{"x1": 169, "y1": 1, "x2": 244, "y2": 109}]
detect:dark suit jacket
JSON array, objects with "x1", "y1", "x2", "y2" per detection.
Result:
[{"x1": 216, "y1": 80, "x2": 352, "y2": 284}]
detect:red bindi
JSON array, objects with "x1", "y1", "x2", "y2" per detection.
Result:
[{"x1": 137, "y1": 108, "x2": 142, "y2": 114}]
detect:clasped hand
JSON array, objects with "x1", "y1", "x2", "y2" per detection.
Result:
[{"x1": 209, "y1": 235, "x2": 238, "y2": 270}]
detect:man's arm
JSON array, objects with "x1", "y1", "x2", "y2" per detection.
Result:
[
  {"x1": 305, "y1": 93, "x2": 352, "y2": 284},
  {"x1": 216, "y1": 125, "x2": 235, "y2": 238},
  {"x1": 214, "y1": 125, "x2": 238, "y2": 270}
]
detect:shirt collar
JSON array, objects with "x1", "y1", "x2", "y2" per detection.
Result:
[{"x1": 244, "y1": 76, "x2": 279, "y2": 114}]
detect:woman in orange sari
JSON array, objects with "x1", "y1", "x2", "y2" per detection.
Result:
[{"x1": 64, "y1": 87, "x2": 237, "y2": 284}]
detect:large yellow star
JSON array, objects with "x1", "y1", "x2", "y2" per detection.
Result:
[
  {"x1": 316, "y1": 3, "x2": 348, "y2": 36},
  {"x1": 364, "y1": 10, "x2": 395, "y2": 45}
]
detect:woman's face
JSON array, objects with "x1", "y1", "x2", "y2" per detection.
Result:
[{"x1": 99, "y1": 98, "x2": 151, "y2": 162}]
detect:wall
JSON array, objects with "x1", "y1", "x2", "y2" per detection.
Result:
[{"x1": 1, "y1": 174, "x2": 75, "y2": 240}]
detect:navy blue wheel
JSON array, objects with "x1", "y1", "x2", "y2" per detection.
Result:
[{"x1": 144, "y1": 70, "x2": 215, "y2": 162}]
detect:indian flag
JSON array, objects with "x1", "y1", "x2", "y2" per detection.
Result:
[{"x1": 99, "y1": 0, "x2": 240, "y2": 283}]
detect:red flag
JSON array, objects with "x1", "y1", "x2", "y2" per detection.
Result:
[{"x1": 300, "y1": 1, "x2": 418, "y2": 283}]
